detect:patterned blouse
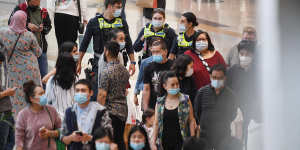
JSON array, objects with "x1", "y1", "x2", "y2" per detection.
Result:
[
  {"x1": 155, "y1": 93, "x2": 191, "y2": 148},
  {"x1": 98, "y1": 61, "x2": 130, "y2": 121},
  {"x1": 0, "y1": 28, "x2": 41, "y2": 115}
]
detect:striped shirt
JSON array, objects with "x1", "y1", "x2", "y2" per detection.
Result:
[{"x1": 45, "y1": 76, "x2": 75, "y2": 119}]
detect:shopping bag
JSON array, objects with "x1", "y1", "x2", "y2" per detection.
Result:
[{"x1": 136, "y1": 0, "x2": 157, "y2": 8}]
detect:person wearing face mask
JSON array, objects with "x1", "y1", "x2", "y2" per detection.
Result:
[
  {"x1": 61, "y1": 79, "x2": 113, "y2": 150},
  {"x1": 142, "y1": 40, "x2": 173, "y2": 111},
  {"x1": 128, "y1": 126, "x2": 151, "y2": 150},
  {"x1": 226, "y1": 26, "x2": 257, "y2": 68},
  {"x1": 9, "y1": 0, "x2": 52, "y2": 80},
  {"x1": 171, "y1": 54, "x2": 197, "y2": 106},
  {"x1": 194, "y1": 64, "x2": 238, "y2": 150},
  {"x1": 78, "y1": 0, "x2": 136, "y2": 77},
  {"x1": 151, "y1": 71, "x2": 196, "y2": 150},
  {"x1": 226, "y1": 40, "x2": 261, "y2": 150},
  {"x1": 184, "y1": 31, "x2": 227, "y2": 90},
  {"x1": 15, "y1": 80, "x2": 61, "y2": 150},
  {"x1": 98, "y1": 41, "x2": 130, "y2": 150},
  {"x1": 142, "y1": 0, "x2": 166, "y2": 25},
  {"x1": 133, "y1": 37, "x2": 162, "y2": 108},
  {"x1": 133, "y1": 8, "x2": 176, "y2": 67},
  {"x1": 93, "y1": 127, "x2": 118, "y2": 150},
  {"x1": 44, "y1": 42, "x2": 79, "y2": 119},
  {"x1": 169, "y1": 12, "x2": 199, "y2": 60}
]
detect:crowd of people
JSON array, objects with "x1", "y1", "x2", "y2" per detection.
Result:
[{"x1": 0, "y1": 0, "x2": 261, "y2": 150}]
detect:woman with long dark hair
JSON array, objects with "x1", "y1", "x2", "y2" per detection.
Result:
[
  {"x1": 45, "y1": 42, "x2": 78, "y2": 118},
  {"x1": 184, "y1": 31, "x2": 226, "y2": 89},
  {"x1": 171, "y1": 54, "x2": 197, "y2": 105},
  {"x1": 128, "y1": 125, "x2": 151, "y2": 150}
]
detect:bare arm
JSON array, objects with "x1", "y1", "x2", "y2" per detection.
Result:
[
  {"x1": 151, "y1": 104, "x2": 159, "y2": 150},
  {"x1": 188, "y1": 99, "x2": 196, "y2": 136},
  {"x1": 142, "y1": 84, "x2": 150, "y2": 111},
  {"x1": 76, "y1": 51, "x2": 86, "y2": 74},
  {"x1": 42, "y1": 68, "x2": 56, "y2": 84}
]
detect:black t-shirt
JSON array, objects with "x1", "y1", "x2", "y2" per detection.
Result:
[{"x1": 143, "y1": 60, "x2": 173, "y2": 109}]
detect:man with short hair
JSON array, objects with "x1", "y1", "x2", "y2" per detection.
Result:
[
  {"x1": 98, "y1": 41, "x2": 130, "y2": 150},
  {"x1": 9, "y1": 0, "x2": 52, "y2": 79},
  {"x1": 142, "y1": 39, "x2": 173, "y2": 110},
  {"x1": 226, "y1": 26, "x2": 257, "y2": 67},
  {"x1": 194, "y1": 64, "x2": 238, "y2": 150},
  {"x1": 61, "y1": 79, "x2": 112, "y2": 150}
]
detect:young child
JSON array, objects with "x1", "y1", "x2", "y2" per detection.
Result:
[{"x1": 142, "y1": 109, "x2": 155, "y2": 140}]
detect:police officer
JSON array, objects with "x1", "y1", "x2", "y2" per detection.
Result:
[
  {"x1": 77, "y1": 0, "x2": 136, "y2": 101},
  {"x1": 169, "y1": 12, "x2": 199, "y2": 60},
  {"x1": 133, "y1": 8, "x2": 176, "y2": 66}
]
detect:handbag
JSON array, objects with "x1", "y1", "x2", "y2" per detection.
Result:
[
  {"x1": 45, "y1": 107, "x2": 66, "y2": 150},
  {"x1": 136, "y1": 0, "x2": 157, "y2": 8},
  {"x1": 76, "y1": 0, "x2": 85, "y2": 34},
  {"x1": 8, "y1": 34, "x2": 21, "y2": 62}
]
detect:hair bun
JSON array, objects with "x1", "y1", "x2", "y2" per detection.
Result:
[{"x1": 23, "y1": 80, "x2": 35, "y2": 93}]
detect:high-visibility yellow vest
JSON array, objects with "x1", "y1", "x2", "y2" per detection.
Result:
[
  {"x1": 177, "y1": 33, "x2": 193, "y2": 47},
  {"x1": 98, "y1": 17, "x2": 123, "y2": 29},
  {"x1": 143, "y1": 24, "x2": 166, "y2": 39}
]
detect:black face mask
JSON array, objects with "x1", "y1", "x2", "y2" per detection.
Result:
[{"x1": 28, "y1": 5, "x2": 39, "y2": 11}]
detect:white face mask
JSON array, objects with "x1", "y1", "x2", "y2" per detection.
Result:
[
  {"x1": 152, "y1": 19, "x2": 164, "y2": 28},
  {"x1": 239, "y1": 55, "x2": 253, "y2": 69},
  {"x1": 178, "y1": 24, "x2": 186, "y2": 33},
  {"x1": 185, "y1": 68, "x2": 194, "y2": 77},
  {"x1": 195, "y1": 41, "x2": 208, "y2": 53}
]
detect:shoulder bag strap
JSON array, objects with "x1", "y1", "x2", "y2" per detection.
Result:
[
  {"x1": 44, "y1": 106, "x2": 54, "y2": 148},
  {"x1": 76, "y1": 0, "x2": 82, "y2": 23},
  {"x1": 8, "y1": 34, "x2": 21, "y2": 62},
  {"x1": 197, "y1": 54, "x2": 210, "y2": 72}
]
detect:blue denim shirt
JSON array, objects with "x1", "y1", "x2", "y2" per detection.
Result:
[{"x1": 134, "y1": 56, "x2": 153, "y2": 94}]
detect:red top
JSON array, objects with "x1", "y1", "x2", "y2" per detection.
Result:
[{"x1": 184, "y1": 50, "x2": 227, "y2": 89}]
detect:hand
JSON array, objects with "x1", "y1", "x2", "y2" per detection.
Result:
[
  {"x1": 141, "y1": 36, "x2": 145, "y2": 42},
  {"x1": 82, "y1": 133, "x2": 93, "y2": 143},
  {"x1": 83, "y1": 20, "x2": 88, "y2": 25},
  {"x1": 129, "y1": 63, "x2": 135, "y2": 76},
  {"x1": 134, "y1": 95, "x2": 139, "y2": 106},
  {"x1": 39, "y1": 24, "x2": 44, "y2": 32},
  {"x1": 76, "y1": 62, "x2": 82, "y2": 75},
  {"x1": 28, "y1": 23, "x2": 39, "y2": 32},
  {"x1": 3, "y1": 87, "x2": 16, "y2": 97},
  {"x1": 70, "y1": 131, "x2": 83, "y2": 142},
  {"x1": 39, "y1": 127, "x2": 50, "y2": 139},
  {"x1": 110, "y1": 143, "x2": 118, "y2": 150},
  {"x1": 168, "y1": 53, "x2": 175, "y2": 60}
]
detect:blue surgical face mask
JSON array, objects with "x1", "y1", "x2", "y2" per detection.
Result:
[
  {"x1": 167, "y1": 88, "x2": 180, "y2": 95},
  {"x1": 211, "y1": 79, "x2": 224, "y2": 89},
  {"x1": 130, "y1": 142, "x2": 145, "y2": 150},
  {"x1": 119, "y1": 42, "x2": 126, "y2": 50},
  {"x1": 168, "y1": 88, "x2": 180, "y2": 95},
  {"x1": 152, "y1": 19, "x2": 164, "y2": 28},
  {"x1": 95, "y1": 142, "x2": 110, "y2": 150},
  {"x1": 73, "y1": 54, "x2": 79, "y2": 62},
  {"x1": 74, "y1": 93, "x2": 88, "y2": 104},
  {"x1": 113, "y1": 9, "x2": 122, "y2": 17},
  {"x1": 152, "y1": 54, "x2": 163, "y2": 63},
  {"x1": 178, "y1": 24, "x2": 186, "y2": 33},
  {"x1": 39, "y1": 95, "x2": 47, "y2": 106}
]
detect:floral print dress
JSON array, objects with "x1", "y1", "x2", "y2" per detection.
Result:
[{"x1": 0, "y1": 27, "x2": 42, "y2": 115}]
